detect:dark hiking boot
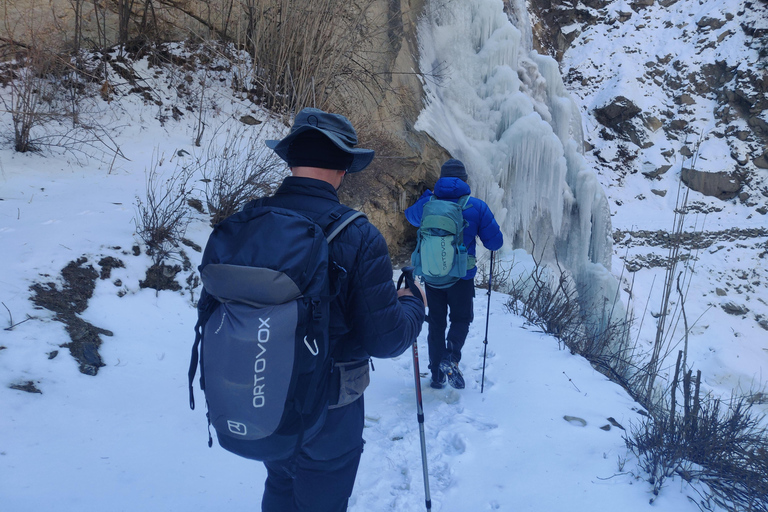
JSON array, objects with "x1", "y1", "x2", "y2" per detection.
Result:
[
  {"x1": 439, "y1": 358, "x2": 465, "y2": 389},
  {"x1": 430, "y1": 371, "x2": 447, "y2": 389}
]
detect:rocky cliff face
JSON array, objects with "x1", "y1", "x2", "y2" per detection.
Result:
[
  {"x1": 532, "y1": 0, "x2": 768, "y2": 367},
  {"x1": 335, "y1": 0, "x2": 450, "y2": 262}
]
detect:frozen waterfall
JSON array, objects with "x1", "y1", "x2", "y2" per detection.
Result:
[{"x1": 416, "y1": 0, "x2": 619, "y2": 320}]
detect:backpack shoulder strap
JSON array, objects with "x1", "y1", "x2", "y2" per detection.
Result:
[
  {"x1": 458, "y1": 195, "x2": 471, "y2": 209},
  {"x1": 327, "y1": 210, "x2": 366, "y2": 242},
  {"x1": 315, "y1": 205, "x2": 366, "y2": 243}
]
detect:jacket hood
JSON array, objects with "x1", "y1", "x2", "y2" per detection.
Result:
[{"x1": 434, "y1": 177, "x2": 471, "y2": 199}]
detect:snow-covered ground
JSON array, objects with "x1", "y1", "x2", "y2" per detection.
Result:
[
  {"x1": 1, "y1": 5, "x2": 766, "y2": 510},
  {"x1": 0, "y1": 137, "x2": 696, "y2": 509}
]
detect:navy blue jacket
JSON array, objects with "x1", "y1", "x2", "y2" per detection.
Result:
[
  {"x1": 405, "y1": 177, "x2": 504, "y2": 280},
  {"x1": 260, "y1": 176, "x2": 425, "y2": 362}
]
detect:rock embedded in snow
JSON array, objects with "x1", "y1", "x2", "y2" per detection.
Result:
[
  {"x1": 563, "y1": 415, "x2": 587, "y2": 427},
  {"x1": 754, "y1": 150, "x2": 768, "y2": 170},
  {"x1": 721, "y1": 301, "x2": 749, "y2": 316},
  {"x1": 594, "y1": 96, "x2": 641, "y2": 129},
  {"x1": 696, "y1": 16, "x2": 727, "y2": 31},
  {"x1": 642, "y1": 164, "x2": 672, "y2": 179},
  {"x1": 680, "y1": 168, "x2": 743, "y2": 200}
]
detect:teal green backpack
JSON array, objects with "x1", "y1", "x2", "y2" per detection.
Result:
[{"x1": 412, "y1": 195, "x2": 474, "y2": 289}]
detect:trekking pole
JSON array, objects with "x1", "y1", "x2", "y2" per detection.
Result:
[
  {"x1": 397, "y1": 267, "x2": 432, "y2": 512},
  {"x1": 481, "y1": 251, "x2": 495, "y2": 394}
]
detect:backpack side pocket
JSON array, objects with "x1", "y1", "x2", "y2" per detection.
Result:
[{"x1": 329, "y1": 360, "x2": 371, "y2": 410}]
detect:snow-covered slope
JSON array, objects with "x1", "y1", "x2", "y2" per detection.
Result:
[{"x1": 559, "y1": 0, "x2": 768, "y2": 408}]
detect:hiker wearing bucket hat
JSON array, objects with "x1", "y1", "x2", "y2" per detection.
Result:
[
  {"x1": 252, "y1": 108, "x2": 426, "y2": 512},
  {"x1": 265, "y1": 107, "x2": 375, "y2": 174}
]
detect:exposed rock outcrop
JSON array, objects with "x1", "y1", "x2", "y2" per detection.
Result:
[{"x1": 680, "y1": 168, "x2": 743, "y2": 200}]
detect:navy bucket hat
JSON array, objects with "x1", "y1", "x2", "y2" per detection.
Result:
[{"x1": 266, "y1": 108, "x2": 375, "y2": 173}]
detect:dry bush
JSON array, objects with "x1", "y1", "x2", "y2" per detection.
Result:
[
  {"x1": 197, "y1": 124, "x2": 286, "y2": 225},
  {"x1": 0, "y1": 37, "x2": 124, "y2": 160},
  {"x1": 0, "y1": 46, "x2": 63, "y2": 152},
  {"x1": 134, "y1": 154, "x2": 194, "y2": 264},
  {"x1": 503, "y1": 235, "x2": 634, "y2": 386},
  {"x1": 635, "y1": 146, "x2": 704, "y2": 406},
  {"x1": 505, "y1": 236, "x2": 589, "y2": 344},
  {"x1": 241, "y1": 0, "x2": 391, "y2": 114},
  {"x1": 474, "y1": 256, "x2": 513, "y2": 292},
  {"x1": 626, "y1": 352, "x2": 768, "y2": 511}
]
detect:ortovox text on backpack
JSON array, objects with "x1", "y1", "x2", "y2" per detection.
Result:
[
  {"x1": 188, "y1": 202, "x2": 364, "y2": 461},
  {"x1": 411, "y1": 195, "x2": 473, "y2": 289}
]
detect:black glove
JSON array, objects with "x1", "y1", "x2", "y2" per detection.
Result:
[{"x1": 397, "y1": 266, "x2": 424, "y2": 304}]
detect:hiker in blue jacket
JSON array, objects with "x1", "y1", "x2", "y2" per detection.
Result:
[
  {"x1": 259, "y1": 108, "x2": 426, "y2": 512},
  {"x1": 405, "y1": 158, "x2": 503, "y2": 389}
]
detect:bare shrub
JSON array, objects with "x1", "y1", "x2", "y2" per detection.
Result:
[
  {"x1": 474, "y1": 255, "x2": 513, "y2": 293},
  {"x1": 503, "y1": 235, "x2": 634, "y2": 387},
  {"x1": 505, "y1": 237, "x2": 591, "y2": 343},
  {"x1": 0, "y1": 41, "x2": 125, "y2": 162},
  {"x1": 197, "y1": 124, "x2": 286, "y2": 225},
  {"x1": 134, "y1": 154, "x2": 194, "y2": 264},
  {"x1": 0, "y1": 46, "x2": 62, "y2": 152},
  {"x1": 242, "y1": 0, "x2": 391, "y2": 114},
  {"x1": 626, "y1": 352, "x2": 768, "y2": 510},
  {"x1": 634, "y1": 143, "x2": 706, "y2": 407}
]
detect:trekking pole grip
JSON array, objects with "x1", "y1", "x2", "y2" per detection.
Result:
[{"x1": 398, "y1": 266, "x2": 424, "y2": 304}]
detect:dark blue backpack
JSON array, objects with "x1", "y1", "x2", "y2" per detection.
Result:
[{"x1": 188, "y1": 201, "x2": 364, "y2": 461}]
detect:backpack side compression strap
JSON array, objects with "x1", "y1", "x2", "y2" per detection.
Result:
[{"x1": 189, "y1": 291, "x2": 219, "y2": 410}]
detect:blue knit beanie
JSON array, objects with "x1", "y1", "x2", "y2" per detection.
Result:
[{"x1": 440, "y1": 159, "x2": 468, "y2": 181}]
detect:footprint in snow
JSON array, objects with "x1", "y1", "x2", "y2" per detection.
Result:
[
  {"x1": 428, "y1": 460, "x2": 453, "y2": 491},
  {"x1": 476, "y1": 375, "x2": 494, "y2": 390},
  {"x1": 481, "y1": 348, "x2": 496, "y2": 359},
  {"x1": 441, "y1": 389, "x2": 462, "y2": 404},
  {"x1": 462, "y1": 416, "x2": 498, "y2": 432},
  {"x1": 438, "y1": 431, "x2": 466, "y2": 455}
]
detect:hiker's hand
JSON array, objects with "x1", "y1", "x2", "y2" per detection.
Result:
[{"x1": 397, "y1": 281, "x2": 427, "y2": 308}]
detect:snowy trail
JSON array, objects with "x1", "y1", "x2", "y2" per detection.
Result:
[{"x1": 349, "y1": 289, "x2": 686, "y2": 512}]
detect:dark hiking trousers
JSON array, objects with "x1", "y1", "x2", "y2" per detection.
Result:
[
  {"x1": 425, "y1": 278, "x2": 475, "y2": 379},
  {"x1": 261, "y1": 398, "x2": 365, "y2": 512}
]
